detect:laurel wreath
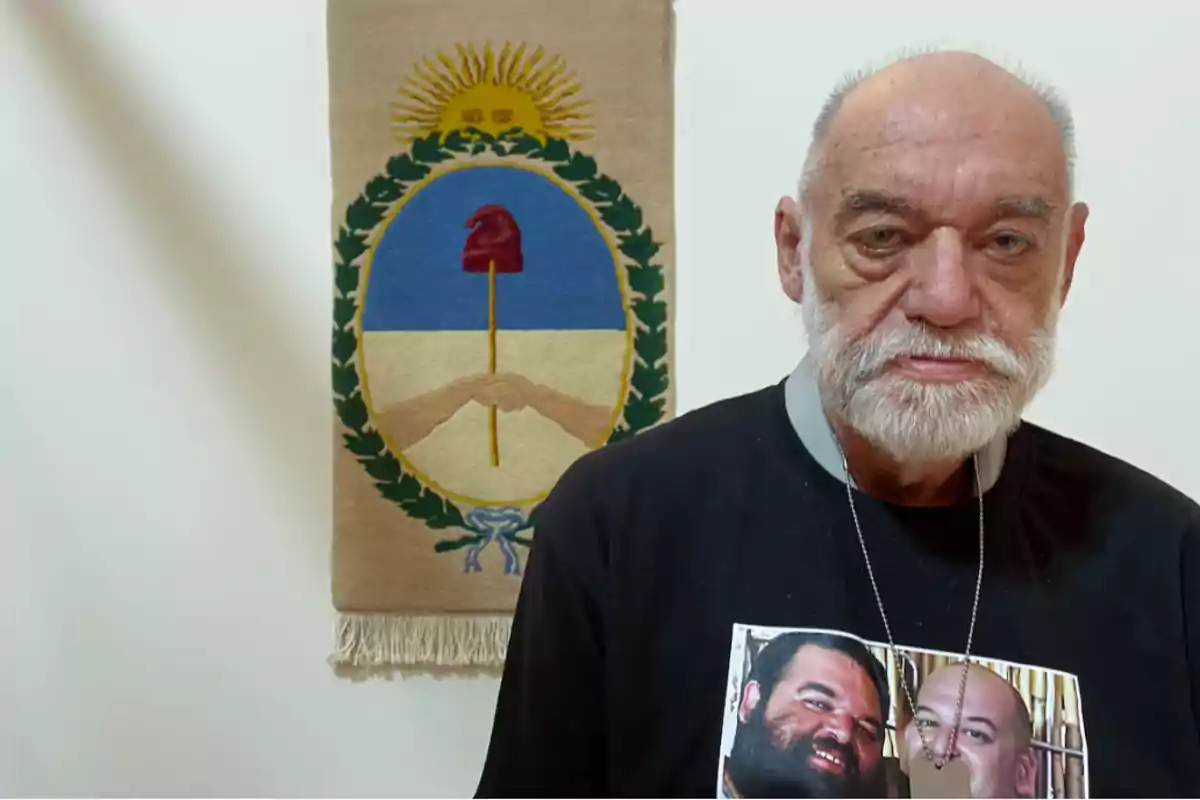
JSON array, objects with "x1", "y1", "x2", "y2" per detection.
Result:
[{"x1": 332, "y1": 127, "x2": 669, "y2": 552}]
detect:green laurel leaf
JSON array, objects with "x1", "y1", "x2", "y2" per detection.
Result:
[
  {"x1": 503, "y1": 533, "x2": 534, "y2": 548},
  {"x1": 623, "y1": 393, "x2": 665, "y2": 432},
  {"x1": 412, "y1": 133, "x2": 451, "y2": 163},
  {"x1": 434, "y1": 533, "x2": 486, "y2": 553},
  {"x1": 607, "y1": 426, "x2": 633, "y2": 444},
  {"x1": 335, "y1": 395, "x2": 369, "y2": 431},
  {"x1": 627, "y1": 264, "x2": 664, "y2": 297},
  {"x1": 334, "y1": 228, "x2": 367, "y2": 265},
  {"x1": 364, "y1": 453, "x2": 403, "y2": 482},
  {"x1": 386, "y1": 154, "x2": 430, "y2": 182},
  {"x1": 554, "y1": 153, "x2": 597, "y2": 181},
  {"x1": 601, "y1": 196, "x2": 643, "y2": 233},
  {"x1": 334, "y1": 263, "x2": 359, "y2": 297},
  {"x1": 403, "y1": 489, "x2": 463, "y2": 529},
  {"x1": 538, "y1": 137, "x2": 569, "y2": 163},
  {"x1": 579, "y1": 176, "x2": 622, "y2": 204},
  {"x1": 619, "y1": 228, "x2": 661, "y2": 265},
  {"x1": 437, "y1": 501, "x2": 466, "y2": 529},
  {"x1": 442, "y1": 130, "x2": 470, "y2": 153},
  {"x1": 332, "y1": 329, "x2": 356, "y2": 365},
  {"x1": 508, "y1": 134, "x2": 542, "y2": 155},
  {"x1": 377, "y1": 474, "x2": 422, "y2": 504},
  {"x1": 345, "y1": 196, "x2": 385, "y2": 232},
  {"x1": 633, "y1": 298, "x2": 667, "y2": 330},
  {"x1": 634, "y1": 327, "x2": 667, "y2": 365},
  {"x1": 365, "y1": 175, "x2": 403, "y2": 203},
  {"x1": 332, "y1": 362, "x2": 359, "y2": 397},
  {"x1": 333, "y1": 297, "x2": 356, "y2": 330},
  {"x1": 343, "y1": 430, "x2": 385, "y2": 458},
  {"x1": 631, "y1": 362, "x2": 669, "y2": 400}
]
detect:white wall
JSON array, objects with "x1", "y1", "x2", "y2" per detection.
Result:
[{"x1": 6, "y1": 1, "x2": 1198, "y2": 796}]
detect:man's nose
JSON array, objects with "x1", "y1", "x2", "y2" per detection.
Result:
[
  {"x1": 901, "y1": 227, "x2": 980, "y2": 329},
  {"x1": 922, "y1": 725, "x2": 961, "y2": 761},
  {"x1": 819, "y1": 712, "x2": 855, "y2": 744}
]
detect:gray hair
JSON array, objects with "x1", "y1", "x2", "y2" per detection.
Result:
[{"x1": 798, "y1": 50, "x2": 1076, "y2": 206}]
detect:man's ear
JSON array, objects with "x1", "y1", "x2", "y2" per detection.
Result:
[
  {"x1": 1060, "y1": 201, "x2": 1089, "y2": 306},
  {"x1": 1014, "y1": 748, "x2": 1038, "y2": 798},
  {"x1": 776, "y1": 196, "x2": 805, "y2": 304},
  {"x1": 738, "y1": 680, "x2": 762, "y2": 724}
]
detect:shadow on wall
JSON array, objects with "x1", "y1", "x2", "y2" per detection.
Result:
[{"x1": 12, "y1": 3, "x2": 330, "y2": 520}]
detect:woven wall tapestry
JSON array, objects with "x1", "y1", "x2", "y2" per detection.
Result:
[{"x1": 328, "y1": 0, "x2": 676, "y2": 673}]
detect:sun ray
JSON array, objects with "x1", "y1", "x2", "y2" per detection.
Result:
[
  {"x1": 558, "y1": 128, "x2": 594, "y2": 140},
  {"x1": 436, "y1": 50, "x2": 468, "y2": 91},
  {"x1": 539, "y1": 76, "x2": 577, "y2": 101},
  {"x1": 525, "y1": 54, "x2": 563, "y2": 97},
  {"x1": 455, "y1": 44, "x2": 476, "y2": 85},
  {"x1": 482, "y1": 41, "x2": 496, "y2": 85},
  {"x1": 513, "y1": 46, "x2": 545, "y2": 91},
  {"x1": 531, "y1": 60, "x2": 568, "y2": 99},
  {"x1": 416, "y1": 61, "x2": 457, "y2": 99},
  {"x1": 497, "y1": 41, "x2": 513, "y2": 86},
  {"x1": 426, "y1": 59, "x2": 459, "y2": 94},
  {"x1": 390, "y1": 106, "x2": 440, "y2": 125},
  {"x1": 404, "y1": 75, "x2": 451, "y2": 105},
  {"x1": 538, "y1": 79, "x2": 582, "y2": 109},
  {"x1": 505, "y1": 42, "x2": 526, "y2": 87},
  {"x1": 393, "y1": 88, "x2": 438, "y2": 111},
  {"x1": 539, "y1": 100, "x2": 592, "y2": 121},
  {"x1": 468, "y1": 42, "x2": 484, "y2": 86}
]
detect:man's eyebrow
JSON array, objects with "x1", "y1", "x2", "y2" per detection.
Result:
[
  {"x1": 836, "y1": 190, "x2": 921, "y2": 223},
  {"x1": 833, "y1": 192, "x2": 1056, "y2": 225},
  {"x1": 914, "y1": 704, "x2": 940, "y2": 719},
  {"x1": 798, "y1": 681, "x2": 837, "y2": 698},
  {"x1": 992, "y1": 196, "x2": 1056, "y2": 222},
  {"x1": 964, "y1": 715, "x2": 999, "y2": 733}
]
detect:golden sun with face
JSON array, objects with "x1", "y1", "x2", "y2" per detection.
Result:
[{"x1": 391, "y1": 41, "x2": 594, "y2": 143}]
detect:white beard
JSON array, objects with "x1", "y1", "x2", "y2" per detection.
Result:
[{"x1": 799, "y1": 262, "x2": 1057, "y2": 464}]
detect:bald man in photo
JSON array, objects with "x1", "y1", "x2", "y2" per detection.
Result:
[{"x1": 904, "y1": 663, "x2": 1039, "y2": 798}]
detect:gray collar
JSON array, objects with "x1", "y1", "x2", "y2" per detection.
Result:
[{"x1": 784, "y1": 354, "x2": 1006, "y2": 496}]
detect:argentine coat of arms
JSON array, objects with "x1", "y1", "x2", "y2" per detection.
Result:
[{"x1": 332, "y1": 42, "x2": 672, "y2": 578}]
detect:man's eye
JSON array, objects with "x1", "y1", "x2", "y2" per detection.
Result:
[
  {"x1": 987, "y1": 231, "x2": 1032, "y2": 256},
  {"x1": 802, "y1": 697, "x2": 833, "y2": 713},
  {"x1": 915, "y1": 718, "x2": 939, "y2": 730},
  {"x1": 963, "y1": 728, "x2": 994, "y2": 744},
  {"x1": 855, "y1": 228, "x2": 906, "y2": 253},
  {"x1": 858, "y1": 723, "x2": 882, "y2": 743}
]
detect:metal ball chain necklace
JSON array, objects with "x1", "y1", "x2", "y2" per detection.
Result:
[{"x1": 835, "y1": 442, "x2": 985, "y2": 770}]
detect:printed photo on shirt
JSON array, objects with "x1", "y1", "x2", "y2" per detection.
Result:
[{"x1": 717, "y1": 625, "x2": 1088, "y2": 799}]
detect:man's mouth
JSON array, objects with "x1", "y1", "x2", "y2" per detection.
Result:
[
  {"x1": 892, "y1": 355, "x2": 986, "y2": 381},
  {"x1": 808, "y1": 745, "x2": 848, "y2": 775}
]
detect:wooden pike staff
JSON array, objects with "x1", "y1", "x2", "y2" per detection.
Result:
[{"x1": 463, "y1": 204, "x2": 524, "y2": 466}]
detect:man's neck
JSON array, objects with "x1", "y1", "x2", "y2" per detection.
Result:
[{"x1": 832, "y1": 419, "x2": 971, "y2": 507}]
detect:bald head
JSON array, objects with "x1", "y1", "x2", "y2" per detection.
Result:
[
  {"x1": 801, "y1": 51, "x2": 1074, "y2": 207},
  {"x1": 920, "y1": 662, "x2": 1033, "y2": 747},
  {"x1": 906, "y1": 663, "x2": 1038, "y2": 798}
]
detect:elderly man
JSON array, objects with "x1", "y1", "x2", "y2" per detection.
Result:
[
  {"x1": 476, "y1": 51, "x2": 1200, "y2": 797},
  {"x1": 905, "y1": 663, "x2": 1039, "y2": 798}
]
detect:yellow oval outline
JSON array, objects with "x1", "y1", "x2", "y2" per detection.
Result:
[{"x1": 355, "y1": 158, "x2": 633, "y2": 509}]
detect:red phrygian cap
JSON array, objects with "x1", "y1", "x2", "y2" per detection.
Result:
[{"x1": 462, "y1": 204, "x2": 523, "y2": 274}]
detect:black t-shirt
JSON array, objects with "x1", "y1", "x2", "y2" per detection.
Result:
[{"x1": 476, "y1": 383, "x2": 1200, "y2": 798}]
